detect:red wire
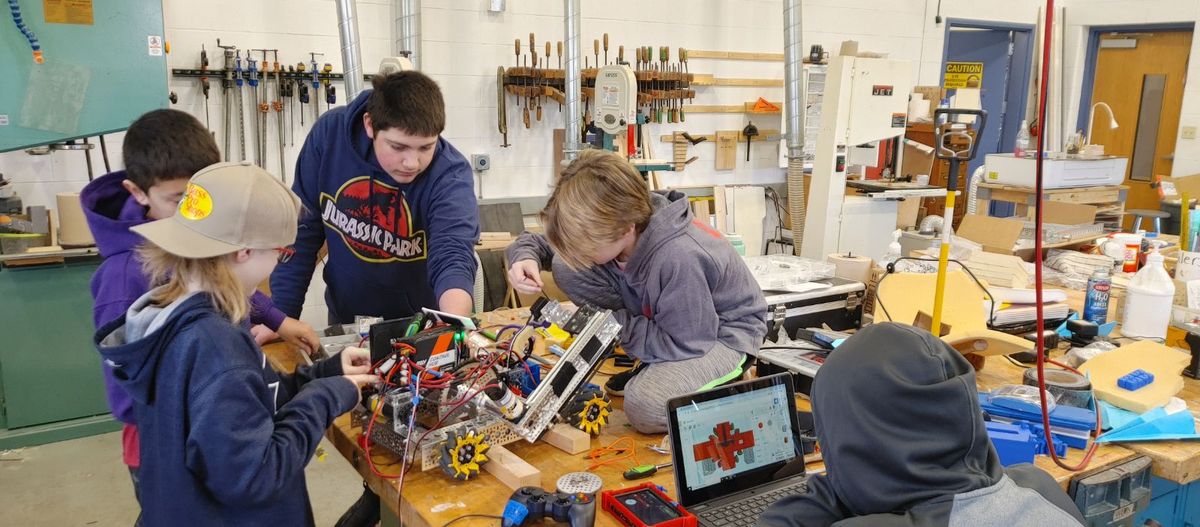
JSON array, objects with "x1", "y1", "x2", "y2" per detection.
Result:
[
  {"x1": 1033, "y1": 0, "x2": 1099, "y2": 472},
  {"x1": 364, "y1": 365, "x2": 404, "y2": 480}
]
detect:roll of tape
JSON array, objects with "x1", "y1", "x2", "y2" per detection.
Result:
[
  {"x1": 1022, "y1": 368, "x2": 1092, "y2": 409},
  {"x1": 827, "y1": 252, "x2": 873, "y2": 284}
]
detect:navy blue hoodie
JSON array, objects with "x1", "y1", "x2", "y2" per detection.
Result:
[
  {"x1": 270, "y1": 91, "x2": 480, "y2": 323},
  {"x1": 82, "y1": 171, "x2": 288, "y2": 428},
  {"x1": 96, "y1": 291, "x2": 358, "y2": 526}
]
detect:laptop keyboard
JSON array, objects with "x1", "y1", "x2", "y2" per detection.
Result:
[{"x1": 696, "y1": 481, "x2": 808, "y2": 527}]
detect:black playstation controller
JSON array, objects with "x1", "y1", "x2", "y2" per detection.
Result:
[{"x1": 502, "y1": 486, "x2": 596, "y2": 527}]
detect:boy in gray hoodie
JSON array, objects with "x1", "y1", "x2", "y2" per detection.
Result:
[{"x1": 507, "y1": 150, "x2": 766, "y2": 432}]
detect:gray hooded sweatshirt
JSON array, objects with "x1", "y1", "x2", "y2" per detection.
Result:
[
  {"x1": 758, "y1": 323, "x2": 1086, "y2": 527},
  {"x1": 508, "y1": 190, "x2": 767, "y2": 363}
]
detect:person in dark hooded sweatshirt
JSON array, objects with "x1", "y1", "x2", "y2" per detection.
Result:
[
  {"x1": 80, "y1": 109, "x2": 320, "y2": 513},
  {"x1": 269, "y1": 69, "x2": 480, "y2": 526},
  {"x1": 95, "y1": 162, "x2": 378, "y2": 526},
  {"x1": 758, "y1": 323, "x2": 1085, "y2": 527},
  {"x1": 270, "y1": 70, "x2": 480, "y2": 322},
  {"x1": 506, "y1": 150, "x2": 767, "y2": 433}
]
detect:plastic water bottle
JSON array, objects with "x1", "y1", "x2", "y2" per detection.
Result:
[
  {"x1": 1014, "y1": 120, "x2": 1031, "y2": 158},
  {"x1": 1083, "y1": 268, "x2": 1111, "y2": 325},
  {"x1": 1122, "y1": 250, "x2": 1175, "y2": 340}
]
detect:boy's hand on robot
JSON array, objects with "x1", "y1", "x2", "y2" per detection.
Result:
[
  {"x1": 508, "y1": 259, "x2": 544, "y2": 294},
  {"x1": 340, "y1": 346, "x2": 373, "y2": 375},
  {"x1": 342, "y1": 374, "x2": 381, "y2": 405}
]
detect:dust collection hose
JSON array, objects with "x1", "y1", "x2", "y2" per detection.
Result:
[
  {"x1": 9, "y1": 0, "x2": 44, "y2": 64},
  {"x1": 1033, "y1": 0, "x2": 1100, "y2": 472}
]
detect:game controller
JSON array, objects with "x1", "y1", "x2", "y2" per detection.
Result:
[{"x1": 502, "y1": 486, "x2": 597, "y2": 527}]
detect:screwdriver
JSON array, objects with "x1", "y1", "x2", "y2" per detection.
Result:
[{"x1": 624, "y1": 462, "x2": 672, "y2": 480}]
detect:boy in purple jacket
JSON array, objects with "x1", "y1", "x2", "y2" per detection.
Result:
[{"x1": 81, "y1": 109, "x2": 319, "y2": 511}]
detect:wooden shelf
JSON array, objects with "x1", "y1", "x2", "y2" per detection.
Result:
[
  {"x1": 690, "y1": 74, "x2": 783, "y2": 87},
  {"x1": 686, "y1": 50, "x2": 784, "y2": 61}
]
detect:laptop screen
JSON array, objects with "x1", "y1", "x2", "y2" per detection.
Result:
[{"x1": 667, "y1": 373, "x2": 804, "y2": 507}]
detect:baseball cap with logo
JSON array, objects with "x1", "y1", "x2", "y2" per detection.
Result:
[{"x1": 131, "y1": 161, "x2": 301, "y2": 258}]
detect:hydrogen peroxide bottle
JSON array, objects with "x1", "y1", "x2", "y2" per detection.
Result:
[{"x1": 1083, "y1": 268, "x2": 1111, "y2": 325}]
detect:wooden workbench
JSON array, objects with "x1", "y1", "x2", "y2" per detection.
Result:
[
  {"x1": 266, "y1": 338, "x2": 679, "y2": 527},
  {"x1": 262, "y1": 306, "x2": 1200, "y2": 525}
]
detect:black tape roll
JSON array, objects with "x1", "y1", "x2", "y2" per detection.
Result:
[{"x1": 1022, "y1": 368, "x2": 1093, "y2": 409}]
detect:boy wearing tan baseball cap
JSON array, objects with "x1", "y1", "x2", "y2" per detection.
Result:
[{"x1": 95, "y1": 162, "x2": 378, "y2": 526}]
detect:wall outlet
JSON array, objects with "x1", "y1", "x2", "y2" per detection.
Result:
[
  {"x1": 470, "y1": 154, "x2": 491, "y2": 171},
  {"x1": 1183, "y1": 126, "x2": 1197, "y2": 140}
]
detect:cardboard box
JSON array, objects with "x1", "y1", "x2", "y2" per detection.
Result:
[
  {"x1": 900, "y1": 139, "x2": 935, "y2": 180},
  {"x1": 957, "y1": 214, "x2": 1024, "y2": 255},
  {"x1": 958, "y1": 203, "x2": 1099, "y2": 261}
]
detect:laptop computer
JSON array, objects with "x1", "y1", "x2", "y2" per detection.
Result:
[{"x1": 667, "y1": 373, "x2": 810, "y2": 527}]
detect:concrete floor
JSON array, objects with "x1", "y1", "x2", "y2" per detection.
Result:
[{"x1": 0, "y1": 431, "x2": 365, "y2": 526}]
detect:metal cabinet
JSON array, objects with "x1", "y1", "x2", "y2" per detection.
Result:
[
  {"x1": 0, "y1": 257, "x2": 118, "y2": 448},
  {"x1": 1136, "y1": 476, "x2": 1200, "y2": 527}
]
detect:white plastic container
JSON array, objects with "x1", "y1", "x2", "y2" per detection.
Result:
[
  {"x1": 983, "y1": 154, "x2": 1127, "y2": 189},
  {"x1": 1122, "y1": 250, "x2": 1175, "y2": 340},
  {"x1": 1014, "y1": 120, "x2": 1030, "y2": 158}
]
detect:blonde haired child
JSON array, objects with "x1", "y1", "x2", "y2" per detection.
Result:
[{"x1": 96, "y1": 162, "x2": 377, "y2": 525}]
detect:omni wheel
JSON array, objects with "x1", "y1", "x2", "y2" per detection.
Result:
[
  {"x1": 562, "y1": 389, "x2": 611, "y2": 435},
  {"x1": 439, "y1": 428, "x2": 490, "y2": 480}
]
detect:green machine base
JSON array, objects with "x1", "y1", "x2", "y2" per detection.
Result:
[
  {"x1": 0, "y1": 414, "x2": 119, "y2": 450},
  {"x1": 0, "y1": 256, "x2": 116, "y2": 448}
]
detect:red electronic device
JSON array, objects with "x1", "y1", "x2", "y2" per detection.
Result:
[{"x1": 601, "y1": 483, "x2": 697, "y2": 527}]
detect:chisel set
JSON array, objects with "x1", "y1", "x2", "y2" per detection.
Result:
[{"x1": 496, "y1": 33, "x2": 696, "y2": 147}]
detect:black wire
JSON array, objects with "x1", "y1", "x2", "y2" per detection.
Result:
[
  {"x1": 442, "y1": 513, "x2": 504, "y2": 527},
  {"x1": 875, "y1": 256, "x2": 998, "y2": 327}
]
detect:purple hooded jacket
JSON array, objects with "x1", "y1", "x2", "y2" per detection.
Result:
[{"x1": 82, "y1": 171, "x2": 288, "y2": 425}]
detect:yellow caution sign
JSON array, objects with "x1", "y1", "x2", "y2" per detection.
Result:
[{"x1": 943, "y1": 62, "x2": 984, "y2": 89}]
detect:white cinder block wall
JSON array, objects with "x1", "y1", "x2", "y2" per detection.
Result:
[{"x1": 2, "y1": 0, "x2": 1198, "y2": 325}]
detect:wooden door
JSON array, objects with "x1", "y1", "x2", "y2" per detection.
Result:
[{"x1": 1089, "y1": 30, "x2": 1193, "y2": 222}]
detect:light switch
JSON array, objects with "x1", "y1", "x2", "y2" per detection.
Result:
[{"x1": 1183, "y1": 126, "x2": 1197, "y2": 140}]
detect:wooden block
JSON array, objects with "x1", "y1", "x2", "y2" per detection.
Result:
[
  {"x1": 2, "y1": 256, "x2": 64, "y2": 267},
  {"x1": 685, "y1": 104, "x2": 756, "y2": 114},
  {"x1": 482, "y1": 444, "x2": 541, "y2": 490},
  {"x1": 913, "y1": 311, "x2": 952, "y2": 337},
  {"x1": 480, "y1": 231, "x2": 515, "y2": 242},
  {"x1": 673, "y1": 132, "x2": 688, "y2": 172},
  {"x1": 1047, "y1": 188, "x2": 1122, "y2": 204},
  {"x1": 689, "y1": 74, "x2": 784, "y2": 87},
  {"x1": 686, "y1": 50, "x2": 784, "y2": 61},
  {"x1": 25, "y1": 245, "x2": 64, "y2": 254},
  {"x1": 553, "y1": 128, "x2": 565, "y2": 182},
  {"x1": 542, "y1": 423, "x2": 591, "y2": 455},
  {"x1": 715, "y1": 131, "x2": 739, "y2": 170},
  {"x1": 713, "y1": 186, "x2": 728, "y2": 233}
]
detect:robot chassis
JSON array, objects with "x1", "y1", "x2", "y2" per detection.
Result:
[{"x1": 337, "y1": 300, "x2": 619, "y2": 481}]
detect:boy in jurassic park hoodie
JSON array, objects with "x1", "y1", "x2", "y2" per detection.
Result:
[{"x1": 270, "y1": 71, "x2": 480, "y2": 323}]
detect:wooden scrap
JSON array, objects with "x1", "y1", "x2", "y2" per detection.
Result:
[
  {"x1": 482, "y1": 444, "x2": 541, "y2": 490},
  {"x1": 542, "y1": 423, "x2": 591, "y2": 455}
]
